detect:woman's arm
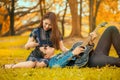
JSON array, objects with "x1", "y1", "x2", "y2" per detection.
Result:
[
  {"x1": 59, "y1": 40, "x2": 69, "y2": 52},
  {"x1": 25, "y1": 37, "x2": 39, "y2": 50}
]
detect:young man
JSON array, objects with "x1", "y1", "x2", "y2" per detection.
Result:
[{"x1": 42, "y1": 26, "x2": 120, "y2": 68}]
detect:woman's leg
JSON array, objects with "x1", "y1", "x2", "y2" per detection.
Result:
[
  {"x1": 36, "y1": 61, "x2": 47, "y2": 68},
  {"x1": 35, "y1": 59, "x2": 48, "y2": 68},
  {"x1": 89, "y1": 26, "x2": 120, "y2": 67},
  {"x1": 5, "y1": 61, "x2": 36, "y2": 69}
]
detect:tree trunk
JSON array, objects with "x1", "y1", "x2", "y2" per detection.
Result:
[
  {"x1": 9, "y1": 0, "x2": 15, "y2": 35},
  {"x1": 79, "y1": 0, "x2": 83, "y2": 37},
  {"x1": 68, "y1": 0, "x2": 81, "y2": 37},
  {"x1": 43, "y1": 0, "x2": 46, "y2": 14},
  {"x1": 0, "y1": 23, "x2": 2, "y2": 35},
  {"x1": 61, "y1": 0, "x2": 68, "y2": 37},
  {"x1": 89, "y1": 0, "x2": 101, "y2": 32},
  {"x1": 39, "y1": 0, "x2": 43, "y2": 17},
  {"x1": 94, "y1": 0, "x2": 101, "y2": 28},
  {"x1": 89, "y1": 0, "x2": 94, "y2": 32}
]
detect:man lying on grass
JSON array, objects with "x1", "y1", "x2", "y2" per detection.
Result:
[{"x1": 39, "y1": 26, "x2": 120, "y2": 68}]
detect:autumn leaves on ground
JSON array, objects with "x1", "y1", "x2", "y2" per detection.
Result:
[{"x1": 0, "y1": 28, "x2": 120, "y2": 80}]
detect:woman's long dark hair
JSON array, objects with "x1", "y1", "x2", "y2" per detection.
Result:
[{"x1": 40, "y1": 12, "x2": 62, "y2": 50}]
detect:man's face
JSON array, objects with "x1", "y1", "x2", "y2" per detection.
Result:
[{"x1": 39, "y1": 46, "x2": 55, "y2": 59}]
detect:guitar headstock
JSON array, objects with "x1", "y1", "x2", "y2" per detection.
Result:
[
  {"x1": 93, "y1": 22, "x2": 108, "y2": 33},
  {"x1": 99, "y1": 22, "x2": 108, "y2": 27}
]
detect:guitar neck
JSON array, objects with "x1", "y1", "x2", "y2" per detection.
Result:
[{"x1": 80, "y1": 25, "x2": 101, "y2": 47}]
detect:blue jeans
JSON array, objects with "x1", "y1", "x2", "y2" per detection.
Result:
[{"x1": 48, "y1": 51, "x2": 75, "y2": 68}]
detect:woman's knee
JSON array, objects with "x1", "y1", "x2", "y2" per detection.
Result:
[
  {"x1": 27, "y1": 61, "x2": 36, "y2": 68},
  {"x1": 22, "y1": 61, "x2": 36, "y2": 68}
]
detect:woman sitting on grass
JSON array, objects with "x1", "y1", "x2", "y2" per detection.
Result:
[{"x1": 3, "y1": 12, "x2": 68, "y2": 69}]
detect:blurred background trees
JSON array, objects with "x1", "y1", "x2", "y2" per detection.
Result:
[{"x1": 0, "y1": 0, "x2": 120, "y2": 37}]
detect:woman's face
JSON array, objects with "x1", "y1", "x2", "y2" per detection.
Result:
[{"x1": 43, "y1": 19, "x2": 52, "y2": 31}]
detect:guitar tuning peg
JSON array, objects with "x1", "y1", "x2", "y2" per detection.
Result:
[{"x1": 100, "y1": 22, "x2": 108, "y2": 27}]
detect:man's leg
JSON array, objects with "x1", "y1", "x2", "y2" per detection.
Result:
[
  {"x1": 94, "y1": 26, "x2": 120, "y2": 56},
  {"x1": 89, "y1": 26, "x2": 120, "y2": 67},
  {"x1": 89, "y1": 53, "x2": 120, "y2": 67}
]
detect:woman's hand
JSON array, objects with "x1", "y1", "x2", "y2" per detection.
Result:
[
  {"x1": 25, "y1": 37, "x2": 39, "y2": 50},
  {"x1": 26, "y1": 42, "x2": 39, "y2": 49},
  {"x1": 59, "y1": 41, "x2": 69, "y2": 52}
]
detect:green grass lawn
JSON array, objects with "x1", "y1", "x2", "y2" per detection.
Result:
[{"x1": 0, "y1": 36, "x2": 120, "y2": 80}]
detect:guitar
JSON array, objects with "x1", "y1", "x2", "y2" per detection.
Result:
[{"x1": 68, "y1": 22, "x2": 108, "y2": 67}]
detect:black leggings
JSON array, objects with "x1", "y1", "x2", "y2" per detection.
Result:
[{"x1": 88, "y1": 26, "x2": 120, "y2": 67}]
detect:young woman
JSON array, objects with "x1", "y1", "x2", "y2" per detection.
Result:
[
  {"x1": 4, "y1": 12, "x2": 68, "y2": 69},
  {"x1": 37, "y1": 26, "x2": 120, "y2": 68}
]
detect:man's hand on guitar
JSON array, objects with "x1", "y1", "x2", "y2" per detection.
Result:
[
  {"x1": 72, "y1": 46, "x2": 85, "y2": 55},
  {"x1": 89, "y1": 32, "x2": 97, "y2": 45}
]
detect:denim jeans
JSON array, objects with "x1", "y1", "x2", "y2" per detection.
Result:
[{"x1": 48, "y1": 51, "x2": 74, "y2": 68}]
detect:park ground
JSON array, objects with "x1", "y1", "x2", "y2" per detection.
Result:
[{"x1": 0, "y1": 27, "x2": 120, "y2": 80}]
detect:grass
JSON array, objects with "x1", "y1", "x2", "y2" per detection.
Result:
[
  {"x1": 0, "y1": 34, "x2": 120, "y2": 80},
  {"x1": 0, "y1": 67, "x2": 120, "y2": 80}
]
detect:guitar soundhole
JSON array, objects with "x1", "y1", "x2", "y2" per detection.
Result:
[
  {"x1": 79, "y1": 46, "x2": 87, "y2": 51},
  {"x1": 79, "y1": 52, "x2": 84, "y2": 56},
  {"x1": 80, "y1": 46, "x2": 85, "y2": 49}
]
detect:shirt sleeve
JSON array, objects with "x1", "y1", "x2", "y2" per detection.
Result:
[{"x1": 29, "y1": 28, "x2": 38, "y2": 38}]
